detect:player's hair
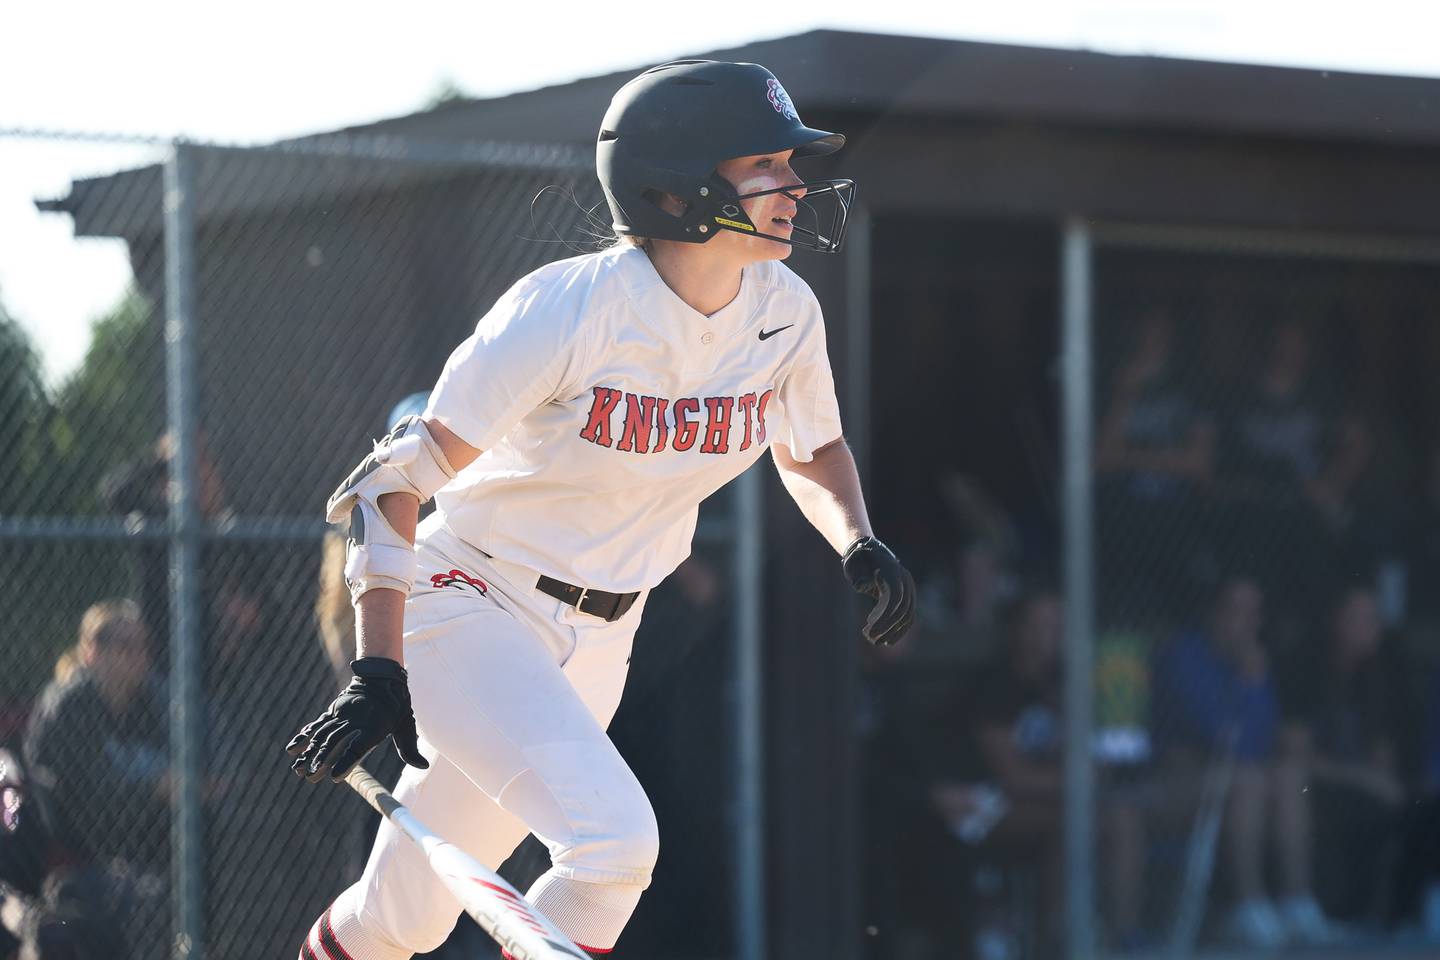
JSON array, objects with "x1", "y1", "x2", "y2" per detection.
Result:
[
  {"x1": 530, "y1": 184, "x2": 652, "y2": 254},
  {"x1": 78, "y1": 598, "x2": 144, "y2": 651},
  {"x1": 56, "y1": 598, "x2": 145, "y2": 681}
]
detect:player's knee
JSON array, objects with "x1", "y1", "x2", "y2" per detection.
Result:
[
  {"x1": 404, "y1": 917, "x2": 460, "y2": 956},
  {"x1": 553, "y1": 789, "x2": 660, "y2": 887}
]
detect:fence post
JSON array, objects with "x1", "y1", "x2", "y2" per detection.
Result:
[
  {"x1": 1061, "y1": 216, "x2": 1097, "y2": 960},
  {"x1": 735, "y1": 465, "x2": 767, "y2": 960},
  {"x1": 164, "y1": 141, "x2": 204, "y2": 960}
]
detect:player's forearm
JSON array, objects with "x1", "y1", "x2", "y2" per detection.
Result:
[
  {"x1": 771, "y1": 439, "x2": 873, "y2": 554},
  {"x1": 353, "y1": 491, "x2": 420, "y2": 665}
]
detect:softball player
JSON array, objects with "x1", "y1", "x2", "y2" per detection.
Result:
[{"x1": 286, "y1": 59, "x2": 916, "y2": 959}]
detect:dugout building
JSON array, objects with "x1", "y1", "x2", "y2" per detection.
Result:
[{"x1": 38, "y1": 30, "x2": 1440, "y2": 959}]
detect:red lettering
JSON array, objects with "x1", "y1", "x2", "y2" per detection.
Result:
[
  {"x1": 653, "y1": 398, "x2": 669, "y2": 452},
  {"x1": 672, "y1": 398, "x2": 700, "y2": 451},
  {"x1": 736, "y1": 393, "x2": 758, "y2": 452},
  {"x1": 700, "y1": 396, "x2": 735, "y2": 454},
  {"x1": 755, "y1": 389, "x2": 774, "y2": 445},
  {"x1": 578, "y1": 387, "x2": 623, "y2": 447},
  {"x1": 616, "y1": 393, "x2": 656, "y2": 454}
]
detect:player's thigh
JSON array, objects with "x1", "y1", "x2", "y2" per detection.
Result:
[
  {"x1": 404, "y1": 605, "x2": 653, "y2": 867},
  {"x1": 404, "y1": 594, "x2": 618, "y2": 797},
  {"x1": 555, "y1": 593, "x2": 648, "y2": 731},
  {"x1": 356, "y1": 751, "x2": 530, "y2": 948}
]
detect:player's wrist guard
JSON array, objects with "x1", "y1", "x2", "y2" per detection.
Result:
[{"x1": 326, "y1": 415, "x2": 457, "y2": 603}]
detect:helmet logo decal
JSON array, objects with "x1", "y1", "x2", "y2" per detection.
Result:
[
  {"x1": 766, "y1": 79, "x2": 799, "y2": 121},
  {"x1": 714, "y1": 216, "x2": 755, "y2": 232}
]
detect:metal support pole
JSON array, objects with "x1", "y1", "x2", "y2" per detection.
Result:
[
  {"x1": 1061, "y1": 217, "x2": 1097, "y2": 960},
  {"x1": 164, "y1": 142, "x2": 204, "y2": 960},
  {"x1": 845, "y1": 206, "x2": 873, "y2": 480},
  {"x1": 734, "y1": 467, "x2": 766, "y2": 960}
]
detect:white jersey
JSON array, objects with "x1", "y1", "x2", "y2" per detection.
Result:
[{"x1": 424, "y1": 245, "x2": 843, "y2": 593}]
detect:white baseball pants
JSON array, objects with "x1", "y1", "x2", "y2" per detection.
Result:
[{"x1": 307, "y1": 518, "x2": 654, "y2": 958}]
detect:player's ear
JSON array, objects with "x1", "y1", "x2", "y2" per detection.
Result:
[{"x1": 642, "y1": 188, "x2": 689, "y2": 219}]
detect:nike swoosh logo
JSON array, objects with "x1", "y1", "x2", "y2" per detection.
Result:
[{"x1": 758, "y1": 325, "x2": 794, "y2": 341}]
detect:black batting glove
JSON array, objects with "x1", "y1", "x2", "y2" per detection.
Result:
[
  {"x1": 285, "y1": 657, "x2": 429, "y2": 782},
  {"x1": 842, "y1": 536, "x2": 916, "y2": 646}
]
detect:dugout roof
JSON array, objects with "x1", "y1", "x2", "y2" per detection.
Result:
[
  {"x1": 40, "y1": 28, "x2": 1440, "y2": 237},
  {"x1": 330, "y1": 28, "x2": 1440, "y2": 149}
]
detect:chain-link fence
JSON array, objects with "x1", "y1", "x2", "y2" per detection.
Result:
[
  {"x1": 0, "y1": 131, "x2": 752, "y2": 960},
  {"x1": 852, "y1": 216, "x2": 1440, "y2": 960},
  {"x1": 1087, "y1": 226, "x2": 1440, "y2": 957}
]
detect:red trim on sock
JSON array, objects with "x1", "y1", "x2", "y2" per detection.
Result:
[
  {"x1": 577, "y1": 944, "x2": 613, "y2": 955},
  {"x1": 318, "y1": 907, "x2": 357, "y2": 960}
]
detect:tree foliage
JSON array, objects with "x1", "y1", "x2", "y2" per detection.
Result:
[
  {"x1": 50, "y1": 288, "x2": 165, "y2": 514},
  {"x1": 0, "y1": 297, "x2": 50, "y2": 515},
  {"x1": 1, "y1": 288, "x2": 162, "y2": 701}
]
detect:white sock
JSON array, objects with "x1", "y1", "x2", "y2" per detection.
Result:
[
  {"x1": 300, "y1": 883, "x2": 411, "y2": 960},
  {"x1": 523, "y1": 870, "x2": 646, "y2": 954}
]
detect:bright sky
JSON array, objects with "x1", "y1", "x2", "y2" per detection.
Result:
[{"x1": 3, "y1": 0, "x2": 1438, "y2": 385}]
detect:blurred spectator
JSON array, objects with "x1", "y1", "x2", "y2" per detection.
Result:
[
  {"x1": 904, "y1": 474, "x2": 1019, "y2": 670},
  {"x1": 1152, "y1": 575, "x2": 1339, "y2": 948},
  {"x1": 22, "y1": 601, "x2": 167, "y2": 871},
  {"x1": 1405, "y1": 447, "x2": 1440, "y2": 628},
  {"x1": 963, "y1": 589, "x2": 1147, "y2": 954},
  {"x1": 1096, "y1": 309, "x2": 1215, "y2": 624},
  {"x1": 909, "y1": 536, "x2": 1011, "y2": 668},
  {"x1": 20, "y1": 601, "x2": 168, "y2": 960},
  {"x1": 860, "y1": 590, "x2": 995, "y2": 960},
  {"x1": 18, "y1": 866, "x2": 128, "y2": 960},
  {"x1": 1215, "y1": 321, "x2": 1369, "y2": 622},
  {"x1": 1394, "y1": 666, "x2": 1440, "y2": 937},
  {"x1": 1278, "y1": 585, "x2": 1407, "y2": 926},
  {"x1": 98, "y1": 431, "x2": 232, "y2": 663},
  {"x1": 0, "y1": 750, "x2": 46, "y2": 902}
]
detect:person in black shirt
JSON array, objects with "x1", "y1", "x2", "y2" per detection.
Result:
[
  {"x1": 1096, "y1": 310, "x2": 1216, "y2": 624},
  {"x1": 1278, "y1": 585, "x2": 1407, "y2": 924},
  {"x1": 23, "y1": 600, "x2": 168, "y2": 869},
  {"x1": 1216, "y1": 321, "x2": 1369, "y2": 624},
  {"x1": 955, "y1": 589, "x2": 1148, "y2": 952},
  {"x1": 21, "y1": 600, "x2": 169, "y2": 960}
]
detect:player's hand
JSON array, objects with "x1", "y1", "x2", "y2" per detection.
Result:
[
  {"x1": 841, "y1": 536, "x2": 916, "y2": 646},
  {"x1": 285, "y1": 657, "x2": 429, "y2": 782}
]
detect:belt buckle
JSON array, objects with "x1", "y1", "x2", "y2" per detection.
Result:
[{"x1": 575, "y1": 586, "x2": 591, "y2": 612}]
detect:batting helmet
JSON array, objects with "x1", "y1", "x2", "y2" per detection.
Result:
[{"x1": 596, "y1": 60, "x2": 855, "y2": 253}]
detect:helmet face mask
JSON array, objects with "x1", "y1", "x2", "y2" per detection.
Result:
[
  {"x1": 703, "y1": 177, "x2": 856, "y2": 254},
  {"x1": 597, "y1": 60, "x2": 855, "y2": 254}
]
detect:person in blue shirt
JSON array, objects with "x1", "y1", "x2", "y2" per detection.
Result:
[{"x1": 1153, "y1": 575, "x2": 1339, "y2": 948}]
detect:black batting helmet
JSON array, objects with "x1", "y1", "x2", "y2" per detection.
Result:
[{"x1": 596, "y1": 60, "x2": 855, "y2": 253}]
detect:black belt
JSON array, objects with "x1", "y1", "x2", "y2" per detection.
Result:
[{"x1": 536, "y1": 575, "x2": 640, "y2": 623}]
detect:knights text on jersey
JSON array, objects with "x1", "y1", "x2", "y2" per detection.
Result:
[{"x1": 424, "y1": 246, "x2": 843, "y2": 593}]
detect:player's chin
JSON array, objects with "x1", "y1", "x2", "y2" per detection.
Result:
[{"x1": 754, "y1": 229, "x2": 794, "y2": 260}]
